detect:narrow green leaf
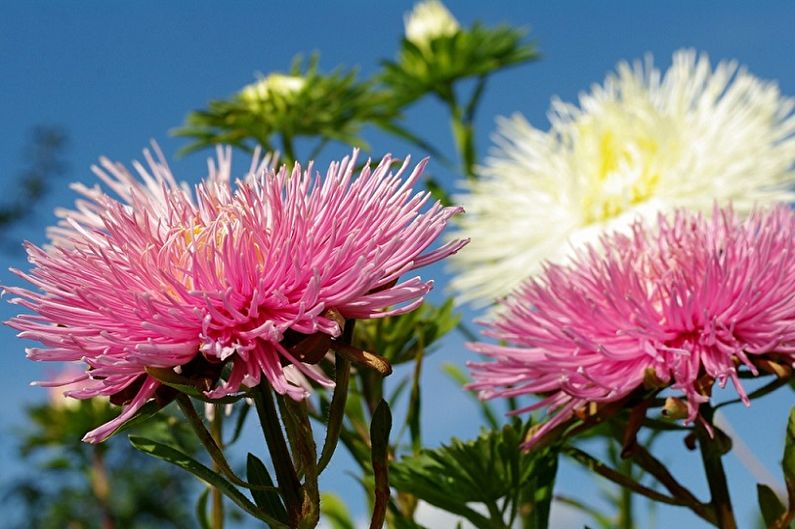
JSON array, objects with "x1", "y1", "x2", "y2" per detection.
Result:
[
  {"x1": 374, "y1": 120, "x2": 452, "y2": 168},
  {"x1": 247, "y1": 453, "x2": 289, "y2": 524},
  {"x1": 425, "y1": 177, "x2": 452, "y2": 207},
  {"x1": 321, "y1": 492, "x2": 357, "y2": 529},
  {"x1": 225, "y1": 401, "x2": 251, "y2": 446},
  {"x1": 407, "y1": 341, "x2": 424, "y2": 454},
  {"x1": 196, "y1": 488, "x2": 212, "y2": 529},
  {"x1": 784, "y1": 407, "x2": 795, "y2": 494},
  {"x1": 129, "y1": 435, "x2": 288, "y2": 529},
  {"x1": 757, "y1": 483, "x2": 786, "y2": 527},
  {"x1": 369, "y1": 400, "x2": 392, "y2": 529},
  {"x1": 101, "y1": 400, "x2": 162, "y2": 441},
  {"x1": 523, "y1": 449, "x2": 559, "y2": 529},
  {"x1": 146, "y1": 367, "x2": 242, "y2": 404},
  {"x1": 318, "y1": 356, "x2": 352, "y2": 473}
]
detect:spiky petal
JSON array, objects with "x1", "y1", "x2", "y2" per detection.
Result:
[
  {"x1": 469, "y1": 206, "x2": 795, "y2": 449},
  {"x1": 450, "y1": 49, "x2": 795, "y2": 306},
  {"x1": 7, "y1": 147, "x2": 466, "y2": 443}
]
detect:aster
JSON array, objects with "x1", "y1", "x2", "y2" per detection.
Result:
[
  {"x1": 404, "y1": 0, "x2": 460, "y2": 51},
  {"x1": 381, "y1": 1, "x2": 537, "y2": 107},
  {"x1": 6, "y1": 146, "x2": 466, "y2": 443},
  {"x1": 450, "y1": 49, "x2": 795, "y2": 306},
  {"x1": 174, "y1": 55, "x2": 396, "y2": 162},
  {"x1": 469, "y1": 206, "x2": 795, "y2": 449}
]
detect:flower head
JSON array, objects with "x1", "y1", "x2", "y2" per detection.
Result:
[
  {"x1": 240, "y1": 73, "x2": 307, "y2": 109},
  {"x1": 404, "y1": 0, "x2": 460, "y2": 49},
  {"x1": 469, "y1": 206, "x2": 795, "y2": 449},
  {"x1": 450, "y1": 50, "x2": 795, "y2": 306},
  {"x1": 6, "y1": 146, "x2": 466, "y2": 443}
]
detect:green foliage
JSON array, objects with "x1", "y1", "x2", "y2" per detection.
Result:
[
  {"x1": 390, "y1": 419, "x2": 557, "y2": 529},
  {"x1": 785, "y1": 408, "x2": 795, "y2": 495},
  {"x1": 247, "y1": 453, "x2": 289, "y2": 524},
  {"x1": 129, "y1": 435, "x2": 288, "y2": 528},
  {"x1": 321, "y1": 493, "x2": 358, "y2": 529},
  {"x1": 381, "y1": 24, "x2": 538, "y2": 105},
  {"x1": 354, "y1": 298, "x2": 459, "y2": 366},
  {"x1": 173, "y1": 54, "x2": 397, "y2": 161},
  {"x1": 370, "y1": 400, "x2": 393, "y2": 529},
  {"x1": 4, "y1": 399, "x2": 197, "y2": 529},
  {"x1": 758, "y1": 484, "x2": 786, "y2": 528}
]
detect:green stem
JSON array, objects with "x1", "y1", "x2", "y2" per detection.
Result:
[
  {"x1": 563, "y1": 446, "x2": 692, "y2": 509},
  {"x1": 211, "y1": 405, "x2": 225, "y2": 529},
  {"x1": 626, "y1": 441, "x2": 715, "y2": 524},
  {"x1": 252, "y1": 384, "x2": 303, "y2": 526},
  {"x1": 407, "y1": 331, "x2": 425, "y2": 454},
  {"x1": 697, "y1": 408, "x2": 737, "y2": 529},
  {"x1": 175, "y1": 394, "x2": 267, "y2": 491},
  {"x1": 279, "y1": 396, "x2": 320, "y2": 529},
  {"x1": 281, "y1": 133, "x2": 297, "y2": 168},
  {"x1": 449, "y1": 104, "x2": 476, "y2": 180},
  {"x1": 485, "y1": 499, "x2": 510, "y2": 529},
  {"x1": 91, "y1": 446, "x2": 115, "y2": 529},
  {"x1": 437, "y1": 84, "x2": 477, "y2": 180},
  {"x1": 618, "y1": 458, "x2": 634, "y2": 529}
]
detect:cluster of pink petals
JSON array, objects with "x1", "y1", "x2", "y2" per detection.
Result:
[
  {"x1": 6, "y1": 145, "x2": 466, "y2": 443},
  {"x1": 469, "y1": 206, "x2": 795, "y2": 449}
]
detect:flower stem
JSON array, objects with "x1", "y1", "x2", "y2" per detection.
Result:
[
  {"x1": 279, "y1": 396, "x2": 320, "y2": 529},
  {"x1": 562, "y1": 446, "x2": 685, "y2": 508},
  {"x1": 91, "y1": 445, "x2": 115, "y2": 529},
  {"x1": 252, "y1": 383, "x2": 303, "y2": 526},
  {"x1": 437, "y1": 83, "x2": 479, "y2": 180},
  {"x1": 697, "y1": 409, "x2": 737, "y2": 529},
  {"x1": 281, "y1": 133, "x2": 297, "y2": 168},
  {"x1": 617, "y1": 458, "x2": 634, "y2": 529},
  {"x1": 211, "y1": 405, "x2": 225, "y2": 529},
  {"x1": 626, "y1": 441, "x2": 716, "y2": 524}
]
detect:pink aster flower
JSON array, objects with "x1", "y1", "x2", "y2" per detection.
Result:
[
  {"x1": 469, "y1": 205, "x2": 795, "y2": 449},
  {"x1": 6, "y1": 146, "x2": 466, "y2": 443}
]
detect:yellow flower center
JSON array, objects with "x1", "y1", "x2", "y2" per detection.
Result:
[{"x1": 574, "y1": 112, "x2": 665, "y2": 224}]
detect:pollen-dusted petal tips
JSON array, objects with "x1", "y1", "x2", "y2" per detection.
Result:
[
  {"x1": 449, "y1": 49, "x2": 795, "y2": 307},
  {"x1": 6, "y1": 146, "x2": 467, "y2": 443},
  {"x1": 468, "y1": 206, "x2": 795, "y2": 450}
]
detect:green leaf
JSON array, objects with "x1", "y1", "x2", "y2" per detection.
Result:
[
  {"x1": 174, "y1": 54, "x2": 398, "y2": 158},
  {"x1": 381, "y1": 24, "x2": 538, "y2": 105},
  {"x1": 247, "y1": 453, "x2": 289, "y2": 524},
  {"x1": 318, "y1": 356, "x2": 352, "y2": 473},
  {"x1": 369, "y1": 400, "x2": 392, "y2": 529},
  {"x1": 758, "y1": 483, "x2": 786, "y2": 527},
  {"x1": 129, "y1": 435, "x2": 288, "y2": 529},
  {"x1": 321, "y1": 493, "x2": 357, "y2": 529},
  {"x1": 225, "y1": 401, "x2": 251, "y2": 446},
  {"x1": 354, "y1": 299, "x2": 460, "y2": 365},
  {"x1": 523, "y1": 447, "x2": 559, "y2": 529},
  {"x1": 373, "y1": 120, "x2": 451, "y2": 168},
  {"x1": 784, "y1": 407, "x2": 795, "y2": 495},
  {"x1": 196, "y1": 488, "x2": 212, "y2": 529},
  {"x1": 390, "y1": 421, "x2": 547, "y2": 529},
  {"x1": 425, "y1": 177, "x2": 452, "y2": 207},
  {"x1": 101, "y1": 400, "x2": 163, "y2": 441},
  {"x1": 145, "y1": 367, "x2": 242, "y2": 404}
]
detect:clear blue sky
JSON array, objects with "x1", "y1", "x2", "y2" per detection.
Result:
[{"x1": 2, "y1": 1, "x2": 795, "y2": 527}]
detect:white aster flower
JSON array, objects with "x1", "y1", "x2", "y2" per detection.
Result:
[
  {"x1": 240, "y1": 73, "x2": 306, "y2": 107},
  {"x1": 450, "y1": 49, "x2": 795, "y2": 307},
  {"x1": 404, "y1": 0, "x2": 460, "y2": 49}
]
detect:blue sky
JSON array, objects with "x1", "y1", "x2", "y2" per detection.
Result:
[{"x1": 2, "y1": 1, "x2": 795, "y2": 527}]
